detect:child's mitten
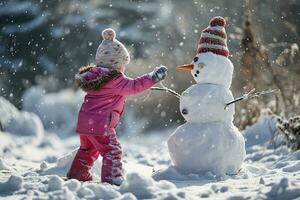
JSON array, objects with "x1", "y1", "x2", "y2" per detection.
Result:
[{"x1": 151, "y1": 65, "x2": 168, "y2": 83}]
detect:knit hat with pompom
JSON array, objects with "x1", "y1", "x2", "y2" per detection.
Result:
[
  {"x1": 197, "y1": 16, "x2": 229, "y2": 57},
  {"x1": 95, "y1": 28, "x2": 130, "y2": 69}
]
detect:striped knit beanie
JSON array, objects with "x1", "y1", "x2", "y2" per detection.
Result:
[
  {"x1": 197, "y1": 16, "x2": 229, "y2": 57},
  {"x1": 95, "y1": 28, "x2": 130, "y2": 69}
]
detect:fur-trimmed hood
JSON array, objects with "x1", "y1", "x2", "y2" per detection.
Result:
[{"x1": 75, "y1": 65, "x2": 121, "y2": 92}]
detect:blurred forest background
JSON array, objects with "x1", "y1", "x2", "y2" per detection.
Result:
[{"x1": 0, "y1": 0, "x2": 300, "y2": 133}]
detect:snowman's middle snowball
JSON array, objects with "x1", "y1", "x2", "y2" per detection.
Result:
[{"x1": 180, "y1": 83, "x2": 234, "y2": 123}]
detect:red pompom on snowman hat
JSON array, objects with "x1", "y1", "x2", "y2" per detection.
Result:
[{"x1": 198, "y1": 16, "x2": 229, "y2": 57}]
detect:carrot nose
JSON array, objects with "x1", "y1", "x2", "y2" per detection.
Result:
[{"x1": 176, "y1": 64, "x2": 194, "y2": 71}]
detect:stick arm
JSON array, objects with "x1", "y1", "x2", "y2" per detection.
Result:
[{"x1": 224, "y1": 88, "x2": 279, "y2": 109}]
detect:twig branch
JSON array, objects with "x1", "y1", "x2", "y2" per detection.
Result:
[
  {"x1": 224, "y1": 88, "x2": 279, "y2": 109},
  {"x1": 150, "y1": 87, "x2": 181, "y2": 99}
]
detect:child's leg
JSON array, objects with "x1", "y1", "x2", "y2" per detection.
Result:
[
  {"x1": 102, "y1": 132, "x2": 123, "y2": 183},
  {"x1": 88, "y1": 130, "x2": 123, "y2": 184},
  {"x1": 67, "y1": 135, "x2": 100, "y2": 181}
]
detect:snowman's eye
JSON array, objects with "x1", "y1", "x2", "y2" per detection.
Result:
[{"x1": 193, "y1": 56, "x2": 198, "y2": 62}]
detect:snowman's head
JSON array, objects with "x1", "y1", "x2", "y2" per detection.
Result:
[
  {"x1": 177, "y1": 52, "x2": 233, "y2": 88},
  {"x1": 176, "y1": 16, "x2": 233, "y2": 88}
]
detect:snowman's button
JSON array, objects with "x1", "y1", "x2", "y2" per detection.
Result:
[
  {"x1": 194, "y1": 74, "x2": 198, "y2": 77},
  {"x1": 196, "y1": 70, "x2": 200, "y2": 74},
  {"x1": 182, "y1": 108, "x2": 188, "y2": 115}
]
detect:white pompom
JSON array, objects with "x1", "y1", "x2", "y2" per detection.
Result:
[{"x1": 102, "y1": 28, "x2": 116, "y2": 41}]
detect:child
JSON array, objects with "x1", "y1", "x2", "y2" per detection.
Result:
[{"x1": 67, "y1": 28, "x2": 167, "y2": 185}]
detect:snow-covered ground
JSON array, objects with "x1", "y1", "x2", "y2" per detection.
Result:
[{"x1": 0, "y1": 89, "x2": 300, "y2": 200}]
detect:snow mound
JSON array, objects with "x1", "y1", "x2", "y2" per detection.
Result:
[
  {"x1": 266, "y1": 177, "x2": 300, "y2": 200},
  {"x1": 22, "y1": 87, "x2": 84, "y2": 137},
  {"x1": 0, "y1": 175, "x2": 23, "y2": 193},
  {"x1": 22, "y1": 86, "x2": 45, "y2": 113},
  {"x1": 0, "y1": 96, "x2": 19, "y2": 125},
  {"x1": 76, "y1": 186, "x2": 94, "y2": 198},
  {"x1": 282, "y1": 162, "x2": 300, "y2": 172},
  {"x1": 47, "y1": 175, "x2": 64, "y2": 191},
  {"x1": 0, "y1": 158, "x2": 9, "y2": 171},
  {"x1": 116, "y1": 193, "x2": 137, "y2": 200},
  {"x1": 40, "y1": 150, "x2": 102, "y2": 178},
  {"x1": 40, "y1": 150, "x2": 77, "y2": 176},
  {"x1": 64, "y1": 179, "x2": 81, "y2": 191},
  {"x1": 6, "y1": 111, "x2": 44, "y2": 138},
  {"x1": 0, "y1": 97, "x2": 44, "y2": 140},
  {"x1": 62, "y1": 187, "x2": 76, "y2": 200},
  {"x1": 119, "y1": 172, "x2": 178, "y2": 199},
  {"x1": 243, "y1": 115, "x2": 278, "y2": 148},
  {"x1": 41, "y1": 186, "x2": 76, "y2": 200},
  {"x1": 76, "y1": 183, "x2": 142, "y2": 200},
  {"x1": 153, "y1": 166, "x2": 202, "y2": 181},
  {"x1": 85, "y1": 183, "x2": 121, "y2": 199},
  {"x1": 120, "y1": 173, "x2": 155, "y2": 199}
]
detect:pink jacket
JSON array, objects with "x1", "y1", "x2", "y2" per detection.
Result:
[{"x1": 76, "y1": 67, "x2": 155, "y2": 135}]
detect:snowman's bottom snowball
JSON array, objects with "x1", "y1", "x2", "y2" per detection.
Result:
[{"x1": 167, "y1": 122, "x2": 245, "y2": 175}]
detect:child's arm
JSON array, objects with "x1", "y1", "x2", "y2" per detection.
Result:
[{"x1": 114, "y1": 66, "x2": 167, "y2": 96}]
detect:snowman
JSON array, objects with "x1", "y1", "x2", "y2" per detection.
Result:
[{"x1": 167, "y1": 16, "x2": 246, "y2": 175}]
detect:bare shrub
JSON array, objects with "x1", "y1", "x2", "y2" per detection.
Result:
[
  {"x1": 276, "y1": 115, "x2": 300, "y2": 151},
  {"x1": 233, "y1": 0, "x2": 300, "y2": 130}
]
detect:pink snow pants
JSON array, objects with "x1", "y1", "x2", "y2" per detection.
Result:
[{"x1": 67, "y1": 129, "x2": 122, "y2": 183}]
